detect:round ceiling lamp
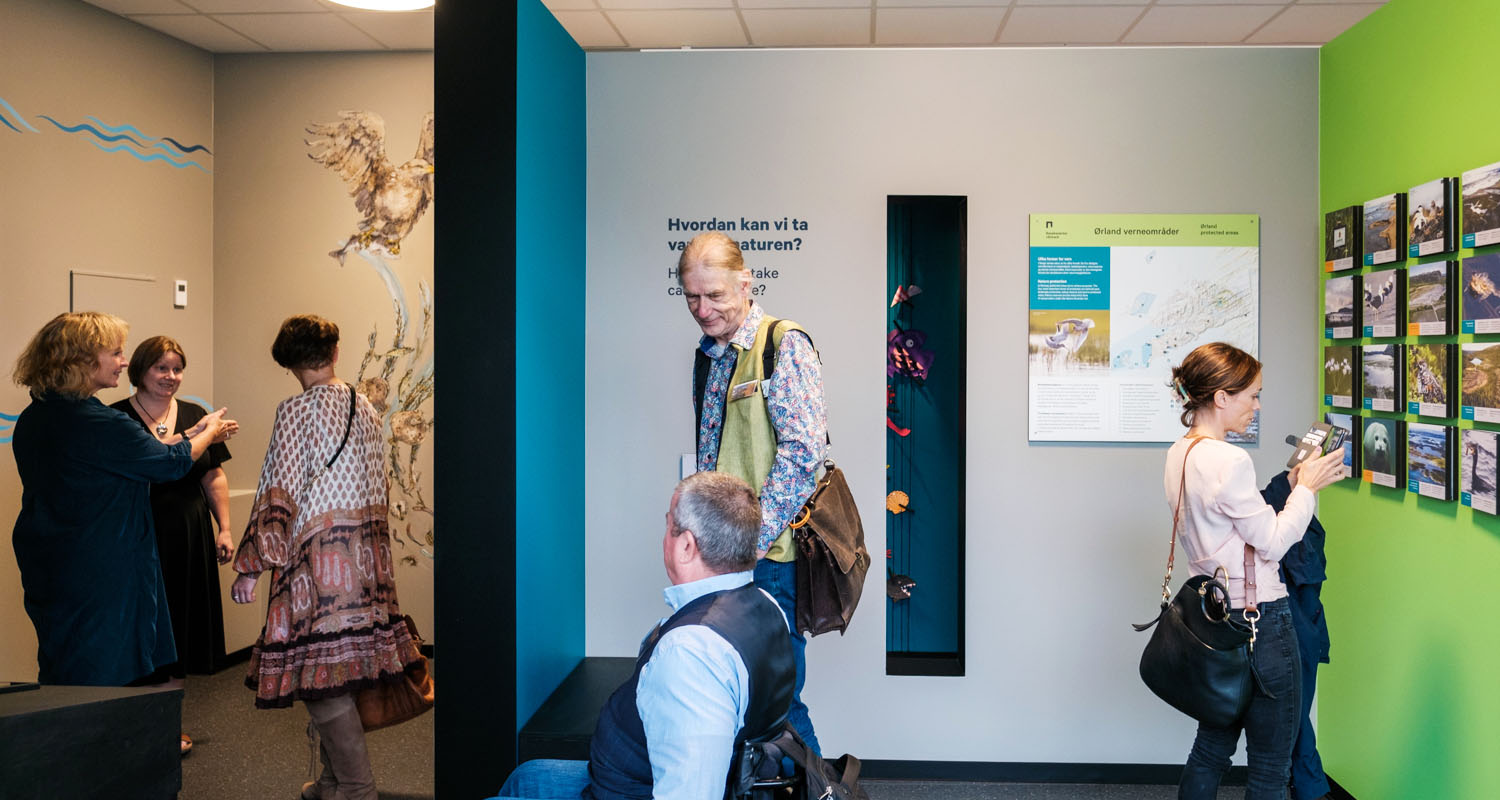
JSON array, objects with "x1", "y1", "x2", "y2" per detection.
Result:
[{"x1": 327, "y1": 0, "x2": 435, "y2": 10}]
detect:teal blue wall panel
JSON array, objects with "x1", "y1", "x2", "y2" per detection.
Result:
[{"x1": 515, "y1": 0, "x2": 586, "y2": 732}]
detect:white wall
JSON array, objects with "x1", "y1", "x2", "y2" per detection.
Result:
[{"x1": 585, "y1": 47, "x2": 1319, "y2": 764}]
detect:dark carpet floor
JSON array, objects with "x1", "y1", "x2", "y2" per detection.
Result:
[
  {"x1": 179, "y1": 659, "x2": 434, "y2": 800},
  {"x1": 181, "y1": 661, "x2": 1237, "y2": 799}
]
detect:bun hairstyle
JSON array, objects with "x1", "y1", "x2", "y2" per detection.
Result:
[
  {"x1": 271, "y1": 314, "x2": 340, "y2": 370},
  {"x1": 1170, "y1": 342, "x2": 1262, "y2": 427}
]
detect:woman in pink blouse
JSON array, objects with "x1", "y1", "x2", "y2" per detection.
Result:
[{"x1": 1163, "y1": 342, "x2": 1344, "y2": 800}]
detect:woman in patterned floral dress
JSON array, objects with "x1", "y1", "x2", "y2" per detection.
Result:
[{"x1": 230, "y1": 314, "x2": 421, "y2": 800}]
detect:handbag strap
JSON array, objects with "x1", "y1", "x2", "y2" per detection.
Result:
[
  {"x1": 1166, "y1": 435, "x2": 1260, "y2": 615},
  {"x1": 325, "y1": 383, "x2": 358, "y2": 471},
  {"x1": 1161, "y1": 435, "x2": 1209, "y2": 603}
]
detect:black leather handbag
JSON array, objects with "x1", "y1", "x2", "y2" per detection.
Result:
[{"x1": 1134, "y1": 436, "x2": 1260, "y2": 729}]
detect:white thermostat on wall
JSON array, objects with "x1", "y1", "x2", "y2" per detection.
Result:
[{"x1": 173, "y1": 280, "x2": 187, "y2": 308}]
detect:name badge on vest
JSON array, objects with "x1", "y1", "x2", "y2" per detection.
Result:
[{"x1": 730, "y1": 380, "x2": 760, "y2": 401}]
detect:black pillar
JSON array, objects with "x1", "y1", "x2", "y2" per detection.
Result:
[{"x1": 435, "y1": 1, "x2": 518, "y2": 796}]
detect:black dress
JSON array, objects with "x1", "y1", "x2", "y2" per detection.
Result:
[{"x1": 110, "y1": 398, "x2": 232, "y2": 674}]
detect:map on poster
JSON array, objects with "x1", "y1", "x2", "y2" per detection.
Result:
[{"x1": 1028, "y1": 214, "x2": 1260, "y2": 443}]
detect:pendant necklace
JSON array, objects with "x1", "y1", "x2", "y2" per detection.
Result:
[{"x1": 133, "y1": 395, "x2": 171, "y2": 437}]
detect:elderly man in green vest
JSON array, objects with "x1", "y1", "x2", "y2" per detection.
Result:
[{"x1": 681, "y1": 231, "x2": 828, "y2": 755}]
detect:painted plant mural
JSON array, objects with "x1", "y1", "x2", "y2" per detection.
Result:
[{"x1": 308, "y1": 110, "x2": 435, "y2": 564}]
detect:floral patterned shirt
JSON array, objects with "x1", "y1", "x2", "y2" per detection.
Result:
[{"x1": 696, "y1": 302, "x2": 828, "y2": 553}]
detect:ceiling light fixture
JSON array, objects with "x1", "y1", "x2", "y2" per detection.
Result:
[{"x1": 327, "y1": 0, "x2": 435, "y2": 10}]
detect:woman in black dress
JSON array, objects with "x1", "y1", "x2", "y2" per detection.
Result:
[{"x1": 111, "y1": 335, "x2": 233, "y2": 755}]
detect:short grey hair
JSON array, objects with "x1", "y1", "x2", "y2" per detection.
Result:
[{"x1": 672, "y1": 472, "x2": 760, "y2": 573}]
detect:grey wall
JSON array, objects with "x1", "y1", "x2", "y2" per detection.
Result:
[{"x1": 584, "y1": 47, "x2": 1319, "y2": 763}]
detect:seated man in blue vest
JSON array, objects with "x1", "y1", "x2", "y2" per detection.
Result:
[{"x1": 488, "y1": 471, "x2": 795, "y2": 800}]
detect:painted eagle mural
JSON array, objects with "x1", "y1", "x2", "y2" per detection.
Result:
[{"x1": 306, "y1": 110, "x2": 435, "y2": 264}]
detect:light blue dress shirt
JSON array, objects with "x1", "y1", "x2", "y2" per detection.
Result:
[{"x1": 636, "y1": 570, "x2": 787, "y2": 800}]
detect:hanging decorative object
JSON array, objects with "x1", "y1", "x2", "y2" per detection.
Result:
[
  {"x1": 887, "y1": 327, "x2": 935, "y2": 381},
  {"x1": 885, "y1": 490, "x2": 911, "y2": 514},
  {"x1": 890, "y1": 284, "x2": 924, "y2": 308},
  {"x1": 886, "y1": 570, "x2": 917, "y2": 601}
]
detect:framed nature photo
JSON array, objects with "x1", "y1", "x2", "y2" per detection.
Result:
[
  {"x1": 1362, "y1": 343, "x2": 1402, "y2": 413},
  {"x1": 1462, "y1": 253, "x2": 1500, "y2": 334},
  {"x1": 1461, "y1": 342, "x2": 1500, "y2": 423},
  {"x1": 1362, "y1": 267, "x2": 1405, "y2": 338},
  {"x1": 1325, "y1": 410, "x2": 1361, "y2": 478},
  {"x1": 1325, "y1": 274, "x2": 1361, "y2": 339},
  {"x1": 1364, "y1": 193, "x2": 1406, "y2": 266},
  {"x1": 1324, "y1": 345, "x2": 1358, "y2": 409},
  {"x1": 1362, "y1": 416, "x2": 1405, "y2": 488},
  {"x1": 1461, "y1": 428, "x2": 1499, "y2": 514},
  {"x1": 1407, "y1": 422, "x2": 1456, "y2": 500},
  {"x1": 1406, "y1": 342, "x2": 1456, "y2": 418},
  {"x1": 1408, "y1": 177, "x2": 1456, "y2": 257},
  {"x1": 1462, "y1": 159, "x2": 1500, "y2": 249},
  {"x1": 1406, "y1": 260, "x2": 1455, "y2": 336}
]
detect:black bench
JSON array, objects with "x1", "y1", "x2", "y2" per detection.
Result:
[{"x1": 518, "y1": 657, "x2": 634, "y2": 763}]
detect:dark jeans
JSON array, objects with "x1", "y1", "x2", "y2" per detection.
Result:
[
  {"x1": 1179, "y1": 598, "x2": 1301, "y2": 800},
  {"x1": 1289, "y1": 640, "x2": 1330, "y2": 800},
  {"x1": 754, "y1": 557, "x2": 820, "y2": 756}
]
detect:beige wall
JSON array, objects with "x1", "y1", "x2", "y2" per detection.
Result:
[
  {"x1": 0, "y1": 0, "x2": 214, "y2": 680},
  {"x1": 213, "y1": 52, "x2": 435, "y2": 643},
  {"x1": 0, "y1": 0, "x2": 435, "y2": 679}
]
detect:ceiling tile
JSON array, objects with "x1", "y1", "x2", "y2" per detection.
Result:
[
  {"x1": 598, "y1": 0, "x2": 734, "y2": 9},
  {"x1": 1154, "y1": 0, "x2": 1287, "y2": 4},
  {"x1": 543, "y1": 0, "x2": 603, "y2": 10},
  {"x1": 877, "y1": 0, "x2": 1010, "y2": 8},
  {"x1": 1124, "y1": 5, "x2": 1280, "y2": 43},
  {"x1": 180, "y1": 0, "x2": 325, "y2": 11},
  {"x1": 83, "y1": 0, "x2": 195, "y2": 13},
  {"x1": 875, "y1": 7, "x2": 1007, "y2": 44},
  {"x1": 213, "y1": 12, "x2": 383, "y2": 50},
  {"x1": 550, "y1": 9, "x2": 627, "y2": 47},
  {"x1": 337, "y1": 9, "x2": 433, "y2": 49},
  {"x1": 1000, "y1": 6, "x2": 1140, "y2": 43},
  {"x1": 742, "y1": 0, "x2": 868, "y2": 8},
  {"x1": 127, "y1": 13, "x2": 268, "y2": 50},
  {"x1": 608, "y1": 9, "x2": 747, "y2": 48},
  {"x1": 1015, "y1": 0, "x2": 1144, "y2": 5},
  {"x1": 743, "y1": 9, "x2": 871, "y2": 46},
  {"x1": 1246, "y1": 3, "x2": 1381, "y2": 43}
]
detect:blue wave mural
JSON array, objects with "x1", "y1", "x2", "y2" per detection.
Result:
[
  {"x1": 0, "y1": 96, "x2": 40, "y2": 134},
  {"x1": 0, "y1": 411, "x2": 18, "y2": 446},
  {"x1": 36, "y1": 114, "x2": 211, "y2": 174},
  {"x1": 85, "y1": 116, "x2": 212, "y2": 155}
]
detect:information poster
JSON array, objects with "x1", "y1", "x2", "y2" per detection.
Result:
[{"x1": 1028, "y1": 214, "x2": 1259, "y2": 443}]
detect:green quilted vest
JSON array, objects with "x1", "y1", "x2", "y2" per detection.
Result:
[{"x1": 714, "y1": 316, "x2": 807, "y2": 563}]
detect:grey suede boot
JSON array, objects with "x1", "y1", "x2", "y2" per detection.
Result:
[{"x1": 306, "y1": 697, "x2": 377, "y2": 800}]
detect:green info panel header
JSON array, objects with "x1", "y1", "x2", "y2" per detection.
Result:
[{"x1": 1027, "y1": 214, "x2": 1260, "y2": 443}]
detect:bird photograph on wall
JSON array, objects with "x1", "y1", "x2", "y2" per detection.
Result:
[{"x1": 306, "y1": 110, "x2": 434, "y2": 264}]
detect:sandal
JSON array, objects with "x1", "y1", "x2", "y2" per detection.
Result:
[{"x1": 180, "y1": 733, "x2": 193, "y2": 757}]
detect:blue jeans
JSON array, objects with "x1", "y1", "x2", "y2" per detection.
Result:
[
  {"x1": 1179, "y1": 598, "x2": 1302, "y2": 800},
  {"x1": 754, "y1": 557, "x2": 820, "y2": 756},
  {"x1": 486, "y1": 759, "x2": 590, "y2": 800}
]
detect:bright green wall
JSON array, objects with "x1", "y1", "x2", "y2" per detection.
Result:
[{"x1": 1319, "y1": 1, "x2": 1500, "y2": 797}]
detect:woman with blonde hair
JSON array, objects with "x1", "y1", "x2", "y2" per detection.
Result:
[
  {"x1": 231, "y1": 314, "x2": 422, "y2": 800},
  {"x1": 10, "y1": 312, "x2": 233, "y2": 688}
]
